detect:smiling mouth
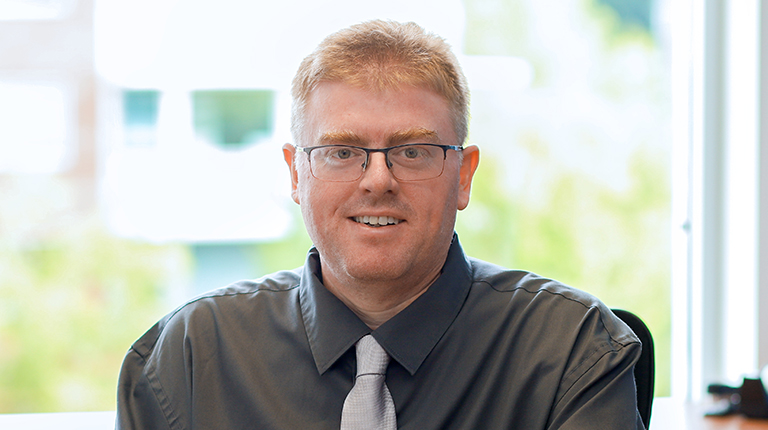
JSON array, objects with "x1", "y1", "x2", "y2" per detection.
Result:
[{"x1": 353, "y1": 215, "x2": 403, "y2": 227}]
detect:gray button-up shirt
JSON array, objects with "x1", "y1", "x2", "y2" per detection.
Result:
[{"x1": 117, "y1": 235, "x2": 644, "y2": 429}]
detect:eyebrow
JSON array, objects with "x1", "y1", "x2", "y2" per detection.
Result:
[
  {"x1": 317, "y1": 130, "x2": 364, "y2": 146},
  {"x1": 317, "y1": 127, "x2": 439, "y2": 147},
  {"x1": 388, "y1": 127, "x2": 439, "y2": 146}
]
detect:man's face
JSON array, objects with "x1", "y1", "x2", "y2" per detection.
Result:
[{"x1": 283, "y1": 81, "x2": 478, "y2": 290}]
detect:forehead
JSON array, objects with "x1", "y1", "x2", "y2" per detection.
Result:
[{"x1": 303, "y1": 81, "x2": 455, "y2": 146}]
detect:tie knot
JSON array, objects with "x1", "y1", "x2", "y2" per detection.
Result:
[{"x1": 355, "y1": 335, "x2": 389, "y2": 376}]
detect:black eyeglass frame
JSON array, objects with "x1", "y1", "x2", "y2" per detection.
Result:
[{"x1": 294, "y1": 143, "x2": 464, "y2": 182}]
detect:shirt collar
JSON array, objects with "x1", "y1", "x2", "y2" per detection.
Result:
[
  {"x1": 299, "y1": 250, "x2": 370, "y2": 374},
  {"x1": 299, "y1": 234, "x2": 473, "y2": 376}
]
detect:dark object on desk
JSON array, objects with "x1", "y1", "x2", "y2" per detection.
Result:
[
  {"x1": 612, "y1": 309, "x2": 655, "y2": 428},
  {"x1": 707, "y1": 375, "x2": 768, "y2": 419},
  {"x1": 741, "y1": 378, "x2": 768, "y2": 418}
]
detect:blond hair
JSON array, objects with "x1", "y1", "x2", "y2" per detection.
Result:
[{"x1": 291, "y1": 20, "x2": 469, "y2": 145}]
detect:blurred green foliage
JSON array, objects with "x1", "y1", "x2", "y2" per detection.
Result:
[{"x1": 0, "y1": 178, "x2": 190, "y2": 412}]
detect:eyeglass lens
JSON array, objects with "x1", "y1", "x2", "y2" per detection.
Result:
[{"x1": 308, "y1": 144, "x2": 447, "y2": 182}]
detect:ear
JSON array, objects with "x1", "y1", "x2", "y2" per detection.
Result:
[
  {"x1": 457, "y1": 145, "x2": 479, "y2": 211},
  {"x1": 282, "y1": 143, "x2": 301, "y2": 204}
]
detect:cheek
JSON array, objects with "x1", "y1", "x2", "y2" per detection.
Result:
[
  {"x1": 295, "y1": 162, "x2": 321, "y2": 202},
  {"x1": 298, "y1": 180, "x2": 339, "y2": 224},
  {"x1": 433, "y1": 179, "x2": 462, "y2": 230},
  {"x1": 298, "y1": 192, "x2": 324, "y2": 245},
  {"x1": 438, "y1": 199, "x2": 459, "y2": 233},
  {"x1": 435, "y1": 172, "x2": 462, "y2": 209}
]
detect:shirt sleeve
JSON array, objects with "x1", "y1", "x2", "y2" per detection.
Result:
[
  {"x1": 546, "y1": 307, "x2": 646, "y2": 430},
  {"x1": 115, "y1": 322, "x2": 175, "y2": 430}
]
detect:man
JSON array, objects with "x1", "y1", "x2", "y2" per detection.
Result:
[{"x1": 117, "y1": 20, "x2": 645, "y2": 429}]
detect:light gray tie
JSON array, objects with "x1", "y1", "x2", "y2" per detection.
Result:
[{"x1": 340, "y1": 335, "x2": 397, "y2": 430}]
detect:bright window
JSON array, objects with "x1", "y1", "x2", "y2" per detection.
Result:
[
  {"x1": 0, "y1": 0, "x2": 77, "y2": 21},
  {"x1": 1, "y1": 0, "x2": 706, "y2": 415},
  {"x1": 0, "y1": 81, "x2": 74, "y2": 173}
]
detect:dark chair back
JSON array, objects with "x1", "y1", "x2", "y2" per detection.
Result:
[{"x1": 611, "y1": 309, "x2": 655, "y2": 428}]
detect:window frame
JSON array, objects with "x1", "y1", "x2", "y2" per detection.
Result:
[{"x1": 672, "y1": 0, "x2": 768, "y2": 400}]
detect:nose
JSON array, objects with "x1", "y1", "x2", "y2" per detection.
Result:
[{"x1": 359, "y1": 152, "x2": 399, "y2": 195}]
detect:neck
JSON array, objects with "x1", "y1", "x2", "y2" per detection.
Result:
[{"x1": 323, "y1": 269, "x2": 441, "y2": 330}]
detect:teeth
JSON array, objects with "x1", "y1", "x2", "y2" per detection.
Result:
[{"x1": 354, "y1": 216, "x2": 401, "y2": 226}]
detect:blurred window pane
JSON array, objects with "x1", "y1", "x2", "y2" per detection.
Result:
[
  {"x1": 123, "y1": 89, "x2": 159, "y2": 147},
  {"x1": 192, "y1": 90, "x2": 275, "y2": 149}
]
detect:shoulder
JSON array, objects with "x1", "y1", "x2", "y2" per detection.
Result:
[
  {"x1": 445, "y1": 255, "x2": 644, "y2": 427},
  {"x1": 467, "y1": 257, "x2": 601, "y2": 306},
  {"x1": 117, "y1": 268, "x2": 306, "y2": 427},
  {"x1": 466, "y1": 257, "x2": 638, "y2": 346},
  {"x1": 182, "y1": 268, "x2": 303, "y2": 311},
  {"x1": 130, "y1": 268, "x2": 303, "y2": 360}
]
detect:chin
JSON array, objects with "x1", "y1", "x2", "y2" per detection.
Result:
[
  {"x1": 345, "y1": 266, "x2": 404, "y2": 282},
  {"x1": 342, "y1": 258, "x2": 410, "y2": 283}
]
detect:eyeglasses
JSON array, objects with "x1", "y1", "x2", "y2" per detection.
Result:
[{"x1": 295, "y1": 143, "x2": 463, "y2": 182}]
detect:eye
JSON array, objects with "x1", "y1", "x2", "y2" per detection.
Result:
[
  {"x1": 402, "y1": 147, "x2": 422, "y2": 159},
  {"x1": 325, "y1": 146, "x2": 364, "y2": 161},
  {"x1": 332, "y1": 148, "x2": 353, "y2": 159}
]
